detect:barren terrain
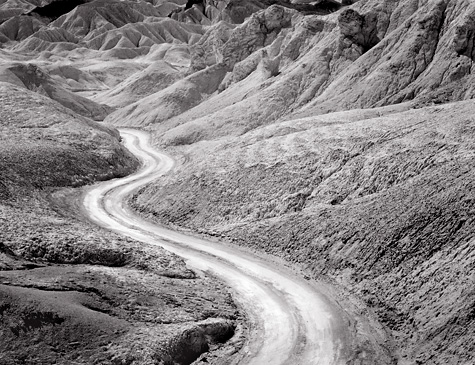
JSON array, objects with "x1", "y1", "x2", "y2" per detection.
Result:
[
  {"x1": 1, "y1": 0, "x2": 474, "y2": 363},
  {"x1": 131, "y1": 100, "x2": 475, "y2": 364},
  {"x1": 83, "y1": 129, "x2": 393, "y2": 364},
  {"x1": 0, "y1": 72, "x2": 240, "y2": 364}
]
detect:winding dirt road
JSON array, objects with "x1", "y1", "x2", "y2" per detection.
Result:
[{"x1": 83, "y1": 128, "x2": 349, "y2": 364}]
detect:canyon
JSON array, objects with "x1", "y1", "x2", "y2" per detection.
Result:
[{"x1": 0, "y1": 0, "x2": 474, "y2": 364}]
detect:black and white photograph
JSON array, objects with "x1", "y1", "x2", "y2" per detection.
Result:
[{"x1": 0, "y1": 0, "x2": 473, "y2": 364}]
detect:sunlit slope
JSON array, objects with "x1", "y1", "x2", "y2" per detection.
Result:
[{"x1": 130, "y1": 100, "x2": 475, "y2": 364}]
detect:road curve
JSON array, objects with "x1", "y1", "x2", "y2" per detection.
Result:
[{"x1": 82, "y1": 128, "x2": 347, "y2": 365}]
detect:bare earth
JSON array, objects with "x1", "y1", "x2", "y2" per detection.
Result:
[
  {"x1": 83, "y1": 128, "x2": 394, "y2": 364},
  {"x1": 0, "y1": 0, "x2": 474, "y2": 364}
]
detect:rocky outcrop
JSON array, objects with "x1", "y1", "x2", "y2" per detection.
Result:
[
  {"x1": 337, "y1": 8, "x2": 379, "y2": 53},
  {"x1": 188, "y1": 21, "x2": 235, "y2": 71},
  {"x1": 190, "y1": 5, "x2": 294, "y2": 72},
  {"x1": 220, "y1": 5, "x2": 293, "y2": 69},
  {"x1": 157, "y1": 319, "x2": 235, "y2": 364},
  {"x1": 299, "y1": 0, "x2": 474, "y2": 113}
]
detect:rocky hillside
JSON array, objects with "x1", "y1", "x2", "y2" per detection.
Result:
[
  {"x1": 0, "y1": 82, "x2": 136, "y2": 192},
  {"x1": 0, "y1": 62, "x2": 112, "y2": 120},
  {"x1": 130, "y1": 99, "x2": 475, "y2": 364},
  {"x1": 109, "y1": 0, "x2": 475, "y2": 363},
  {"x1": 0, "y1": 66, "x2": 241, "y2": 364},
  {"x1": 1, "y1": 0, "x2": 474, "y2": 363},
  {"x1": 103, "y1": 0, "x2": 475, "y2": 145}
]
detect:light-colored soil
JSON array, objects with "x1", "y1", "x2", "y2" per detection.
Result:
[
  {"x1": 130, "y1": 100, "x2": 475, "y2": 364},
  {"x1": 0, "y1": 82, "x2": 243, "y2": 364},
  {"x1": 1, "y1": 0, "x2": 474, "y2": 363}
]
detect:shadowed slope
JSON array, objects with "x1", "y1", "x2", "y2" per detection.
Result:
[{"x1": 26, "y1": 0, "x2": 87, "y2": 21}]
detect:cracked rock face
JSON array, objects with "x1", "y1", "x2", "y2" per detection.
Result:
[
  {"x1": 190, "y1": 4, "x2": 295, "y2": 72},
  {"x1": 220, "y1": 5, "x2": 294, "y2": 69},
  {"x1": 338, "y1": 8, "x2": 379, "y2": 51}
]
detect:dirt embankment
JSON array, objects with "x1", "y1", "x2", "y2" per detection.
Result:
[
  {"x1": 0, "y1": 83, "x2": 243, "y2": 365},
  {"x1": 129, "y1": 100, "x2": 475, "y2": 365}
]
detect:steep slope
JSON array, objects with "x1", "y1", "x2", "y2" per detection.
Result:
[
  {"x1": 106, "y1": 63, "x2": 227, "y2": 126},
  {"x1": 0, "y1": 15, "x2": 44, "y2": 41},
  {"x1": 101, "y1": 1, "x2": 475, "y2": 363},
  {"x1": 0, "y1": 81, "x2": 134, "y2": 192},
  {"x1": 91, "y1": 60, "x2": 181, "y2": 107},
  {"x1": 298, "y1": 0, "x2": 475, "y2": 113},
  {"x1": 129, "y1": 99, "x2": 475, "y2": 365},
  {"x1": 105, "y1": 0, "x2": 475, "y2": 148},
  {"x1": 0, "y1": 62, "x2": 111, "y2": 119}
]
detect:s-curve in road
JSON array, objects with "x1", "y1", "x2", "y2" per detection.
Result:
[{"x1": 83, "y1": 128, "x2": 349, "y2": 365}]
